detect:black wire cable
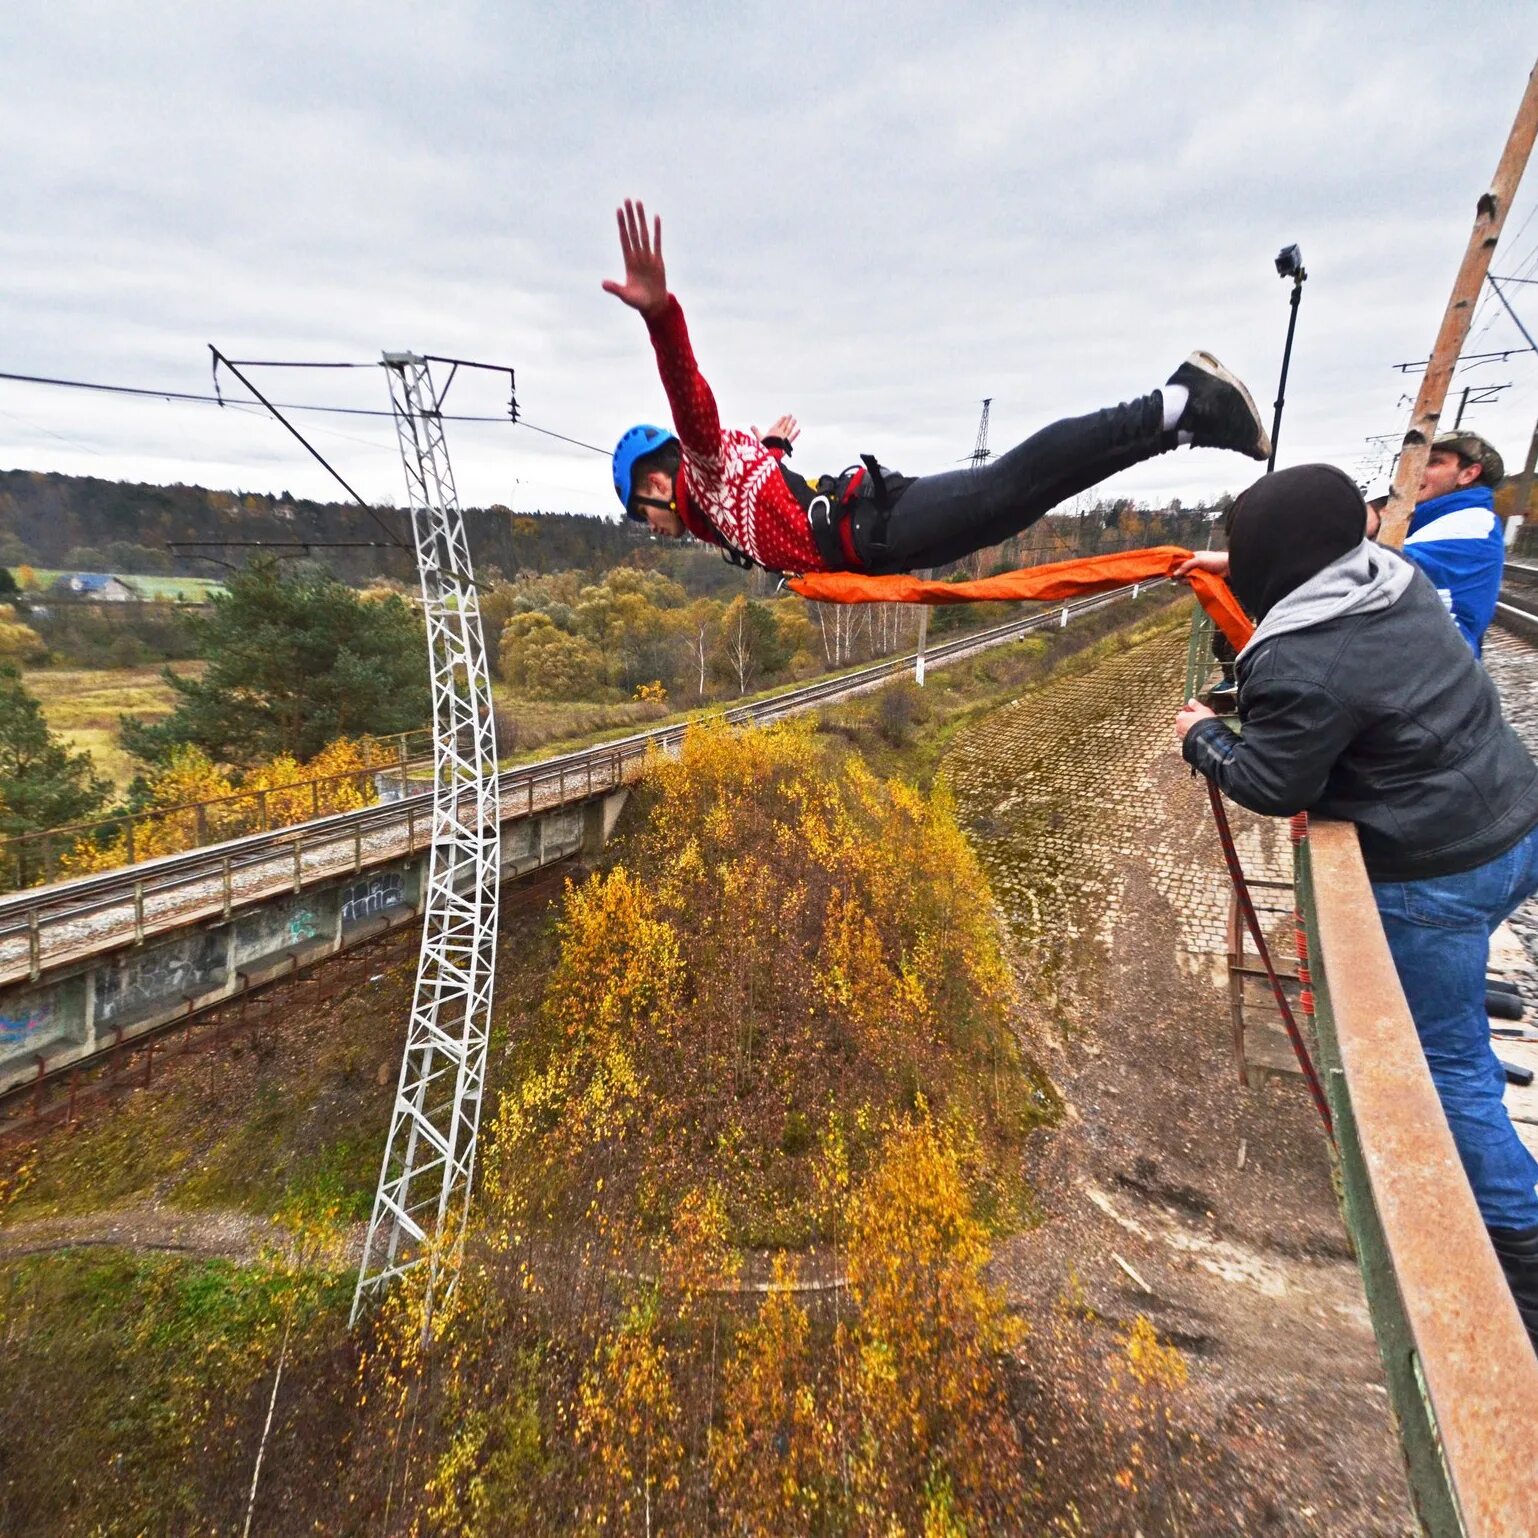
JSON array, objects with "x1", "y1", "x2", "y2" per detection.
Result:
[
  {"x1": 0, "y1": 366, "x2": 609, "y2": 451},
  {"x1": 208, "y1": 347, "x2": 408, "y2": 551}
]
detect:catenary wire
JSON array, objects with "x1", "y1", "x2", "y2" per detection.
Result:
[{"x1": 0, "y1": 367, "x2": 610, "y2": 452}]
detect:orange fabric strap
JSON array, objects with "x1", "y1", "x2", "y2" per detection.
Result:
[{"x1": 787, "y1": 545, "x2": 1254, "y2": 651}]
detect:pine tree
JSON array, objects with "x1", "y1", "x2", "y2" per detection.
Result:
[
  {"x1": 0, "y1": 666, "x2": 110, "y2": 843},
  {"x1": 122, "y1": 559, "x2": 430, "y2": 767}
]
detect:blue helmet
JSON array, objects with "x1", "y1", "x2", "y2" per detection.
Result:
[{"x1": 613, "y1": 424, "x2": 678, "y2": 519}]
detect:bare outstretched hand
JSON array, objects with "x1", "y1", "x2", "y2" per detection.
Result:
[
  {"x1": 752, "y1": 414, "x2": 801, "y2": 446},
  {"x1": 602, "y1": 199, "x2": 669, "y2": 318}
]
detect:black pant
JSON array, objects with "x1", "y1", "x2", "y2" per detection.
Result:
[{"x1": 849, "y1": 392, "x2": 1168, "y2": 573}]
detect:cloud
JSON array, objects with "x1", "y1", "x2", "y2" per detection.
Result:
[{"x1": 1, "y1": 1, "x2": 1535, "y2": 525}]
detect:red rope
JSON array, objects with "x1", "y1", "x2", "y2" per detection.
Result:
[{"x1": 1205, "y1": 778, "x2": 1334, "y2": 1138}]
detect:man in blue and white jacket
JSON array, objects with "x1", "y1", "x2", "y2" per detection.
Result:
[{"x1": 1383, "y1": 429, "x2": 1506, "y2": 656}]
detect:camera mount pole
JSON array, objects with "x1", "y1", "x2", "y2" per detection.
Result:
[{"x1": 1268, "y1": 264, "x2": 1306, "y2": 475}]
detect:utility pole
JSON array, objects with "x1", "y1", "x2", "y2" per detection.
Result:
[
  {"x1": 1508, "y1": 415, "x2": 1538, "y2": 549},
  {"x1": 917, "y1": 397, "x2": 993, "y2": 684},
  {"x1": 1379, "y1": 59, "x2": 1538, "y2": 548},
  {"x1": 970, "y1": 398, "x2": 993, "y2": 468},
  {"x1": 353, "y1": 354, "x2": 504, "y2": 1336}
]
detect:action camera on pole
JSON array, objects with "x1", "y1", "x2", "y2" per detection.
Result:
[{"x1": 1275, "y1": 244, "x2": 1306, "y2": 281}]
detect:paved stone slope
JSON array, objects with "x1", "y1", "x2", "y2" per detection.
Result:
[
  {"x1": 945, "y1": 619, "x2": 1288, "y2": 991},
  {"x1": 944, "y1": 616, "x2": 1415, "y2": 1535}
]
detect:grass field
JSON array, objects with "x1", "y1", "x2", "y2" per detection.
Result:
[
  {"x1": 23, "y1": 664, "x2": 205, "y2": 792},
  {"x1": 24, "y1": 570, "x2": 225, "y2": 603}
]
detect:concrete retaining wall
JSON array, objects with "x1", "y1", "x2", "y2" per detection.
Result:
[{"x1": 0, "y1": 787, "x2": 623, "y2": 1096}]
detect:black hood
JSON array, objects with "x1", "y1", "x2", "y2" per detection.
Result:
[{"x1": 1225, "y1": 463, "x2": 1368, "y2": 620}]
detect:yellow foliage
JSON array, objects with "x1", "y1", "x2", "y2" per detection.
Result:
[
  {"x1": 420, "y1": 724, "x2": 1041, "y2": 1534},
  {"x1": 711, "y1": 1255, "x2": 832, "y2": 1534},
  {"x1": 58, "y1": 735, "x2": 379, "y2": 875},
  {"x1": 1123, "y1": 1313, "x2": 1188, "y2": 1394},
  {"x1": 0, "y1": 604, "x2": 45, "y2": 663},
  {"x1": 632, "y1": 678, "x2": 668, "y2": 703},
  {"x1": 575, "y1": 1295, "x2": 684, "y2": 1531},
  {"x1": 839, "y1": 1113, "x2": 1028, "y2": 1525}
]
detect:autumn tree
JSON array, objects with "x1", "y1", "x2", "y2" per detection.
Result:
[
  {"x1": 0, "y1": 665, "x2": 109, "y2": 856},
  {"x1": 0, "y1": 605, "x2": 45, "y2": 664},
  {"x1": 713, "y1": 595, "x2": 790, "y2": 696},
  {"x1": 671, "y1": 597, "x2": 721, "y2": 700},
  {"x1": 498, "y1": 612, "x2": 606, "y2": 700},
  {"x1": 122, "y1": 559, "x2": 429, "y2": 767}
]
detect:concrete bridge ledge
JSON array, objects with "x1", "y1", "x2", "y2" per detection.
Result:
[{"x1": 0, "y1": 785, "x2": 631, "y2": 1098}]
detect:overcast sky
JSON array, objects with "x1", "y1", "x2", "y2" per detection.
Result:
[{"x1": 2, "y1": 4, "x2": 1536, "y2": 528}]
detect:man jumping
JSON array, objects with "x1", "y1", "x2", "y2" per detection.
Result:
[{"x1": 604, "y1": 199, "x2": 1272, "y2": 576}]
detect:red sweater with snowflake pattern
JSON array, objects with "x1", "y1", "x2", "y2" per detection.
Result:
[{"x1": 643, "y1": 295, "x2": 824, "y2": 573}]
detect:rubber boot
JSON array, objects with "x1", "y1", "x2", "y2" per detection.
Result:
[{"x1": 1487, "y1": 1224, "x2": 1538, "y2": 1355}]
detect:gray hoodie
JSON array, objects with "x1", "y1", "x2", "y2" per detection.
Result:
[{"x1": 1238, "y1": 540, "x2": 1417, "y2": 662}]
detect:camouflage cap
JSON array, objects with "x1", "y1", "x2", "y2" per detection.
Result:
[{"x1": 1432, "y1": 429, "x2": 1505, "y2": 487}]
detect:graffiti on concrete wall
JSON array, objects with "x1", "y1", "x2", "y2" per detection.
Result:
[
  {"x1": 232, "y1": 895, "x2": 326, "y2": 967},
  {"x1": 373, "y1": 770, "x2": 408, "y2": 805},
  {"x1": 94, "y1": 929, "x2": 227, "y2": 1026},
  {"x1": 341, "y1": 870, "x2": 405, "y2": 928},
  {"x1": 0, "y1": 992, "x2": 60, "y2": 1052}
]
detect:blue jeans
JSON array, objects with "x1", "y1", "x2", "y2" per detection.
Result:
[{"x1": 1373, "y1": 824, "x2": 1538, "y2": 1230}]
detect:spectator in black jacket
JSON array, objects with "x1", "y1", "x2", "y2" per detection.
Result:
[{"x1": 1176, "y1": 463, "x2": 1538, "y2": 1350}]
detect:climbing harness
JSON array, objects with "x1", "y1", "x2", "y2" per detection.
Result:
[{"x1": 1205, "y1": 781, "x2": 1334, "y2": 1138}]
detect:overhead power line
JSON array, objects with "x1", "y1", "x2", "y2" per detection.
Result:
[
  {"x1": 0, "y1": 366, "x2": 610, "y2": 454},
  {"x1": 206, "y1": 347, "x2": 402, "y2": 548}
]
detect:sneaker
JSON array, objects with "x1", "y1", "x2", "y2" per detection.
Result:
[{"x1": 1168, "y1": 352, "x2": 1272, "y2": 462}]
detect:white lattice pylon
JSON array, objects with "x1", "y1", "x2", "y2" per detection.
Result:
[{"x1": 351, "y1": 354, "x2": 501, "y2": 1327}]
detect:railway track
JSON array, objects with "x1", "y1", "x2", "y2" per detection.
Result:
[
  {"x1": 0, "y1": 580, "x2": 1166, "y2": 990},
  {"x1": 1498, "y1": 558, "x2": 1538, "y2": 643}
]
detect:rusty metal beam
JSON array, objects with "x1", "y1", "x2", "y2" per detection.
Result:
[
  {"x1": 1305, "y1": 819, "x2": 1538, "y2": 1535},
  {"x1": 1379, "y1": 60, "x2": 1538, "y2": 548}
]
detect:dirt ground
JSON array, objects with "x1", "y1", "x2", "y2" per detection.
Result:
[{"x1": 946, "y1": 622, "x2": 1417, "y2": 1535}]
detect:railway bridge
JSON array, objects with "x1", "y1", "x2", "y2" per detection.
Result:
[{"x1": 0, "y1": 586, "x2": 1151, "y2": 1102}]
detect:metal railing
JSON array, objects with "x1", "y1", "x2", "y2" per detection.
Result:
[
  {"x1": 0, "y1": 583, "x2": 1167, "y2": 987},
  {"x1": 1296, "y1": 819, "x2": 1538, "y2": 1536},
  {"x1": 0, "y1": 728, "x2": 436, "y2": 892}
]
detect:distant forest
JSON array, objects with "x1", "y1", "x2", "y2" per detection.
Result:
[{"x1": 0, "y1": 467, "x2": 740, "y2": 590}]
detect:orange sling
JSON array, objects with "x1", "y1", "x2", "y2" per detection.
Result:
[{"x1": 787, "y1": 545, "x2": 1253, "y2": 651}]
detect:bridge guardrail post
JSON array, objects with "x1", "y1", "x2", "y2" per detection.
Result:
[{"x1": 133, "y1": 879, "x2": 145, "y2": 944}]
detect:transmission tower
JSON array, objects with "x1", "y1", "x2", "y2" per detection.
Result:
[
  {"x1": 352, "y1": 353, "x2": 502, "y2": 1329},
  {"x1": 970, "y1": 398, "x2": 992, "y2": 467}
]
